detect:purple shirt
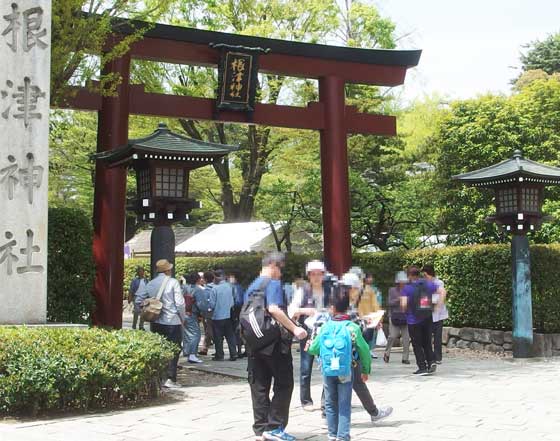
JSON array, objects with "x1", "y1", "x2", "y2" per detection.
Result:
[{"x1": 401, "y1": 279, "x2": 438, "y2": 325}]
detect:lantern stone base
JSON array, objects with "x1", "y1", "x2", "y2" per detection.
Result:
[{"x1": 443, "y1": 326, "x2": 560, "y2": 357}]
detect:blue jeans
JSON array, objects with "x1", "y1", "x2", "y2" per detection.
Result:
[
  {"x1": 323, "y1": 375, "x2": 353, "y2": 441},
  {"x1": 183, "y1": 314, "x2": 201, "y2": 356},
  {"x1": 299, "y1": 338, "x2": 315, "y2": 405}
]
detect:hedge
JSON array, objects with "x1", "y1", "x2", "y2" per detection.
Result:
[
  {"x1": 48, "y1": 207, "x2": 95, "y2": 323},
  {"x1": 0, "y1": 327, "x2": 175, "y2": 415},
  {"x1": 125, "y1": 244, "x2": 560, "y2": 333}
]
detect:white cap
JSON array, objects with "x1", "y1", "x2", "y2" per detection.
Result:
[
  {"x1": 395, "y1": 271, "x2": 408, "y2": 283},
  {"x1": 306, "y1": 260, "x2": 326, "y2": 274},
  {"x1": 348, "y1": 266, "x2": 365, "y2": 280},
  {"x1": 341, "y1": 272, "x2": 361, "y2": 289}
]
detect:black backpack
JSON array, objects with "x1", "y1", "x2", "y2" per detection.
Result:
[
  {"x1": 240, "y1": 279, "x2": 281, "y2": 353},
  {"x1": 411, "y1": 280, "x2": 433, "y2": 320}
]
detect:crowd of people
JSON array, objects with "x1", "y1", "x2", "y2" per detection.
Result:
[{"x1": 128, "y1": 253, "x2": 448, "y2": 441}]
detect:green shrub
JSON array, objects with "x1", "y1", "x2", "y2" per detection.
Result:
[
  {"x1": 124, "y1": 244, "x2": 560, "y2": 333},
  {"x1": 48, "y1": 207, "x2": 95, "y2": 323},
  {"x1": 0, "y1": 327, "x2": 175, "y2": 415}
]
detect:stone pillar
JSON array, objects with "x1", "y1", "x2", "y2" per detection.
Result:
[
  {"x1": 511, "y1": 234, "x2": 533, "y2": 358},
  {"x1": 92, "y1": 46, "x2": 131, "y2": 328},
  {"x1": 0, "y1": 1, "x2": 51, "y2": 324},
  {"x1": 319, "y1": 75, "x2": 352, "y2": 276},
  {"x1": 150, "y1": 225, "x2": 175, "y2": 279}
]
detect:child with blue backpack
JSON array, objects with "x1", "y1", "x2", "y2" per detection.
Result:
[{"x1": 307, "y1": 284, "x2": 371, "y2": 441}]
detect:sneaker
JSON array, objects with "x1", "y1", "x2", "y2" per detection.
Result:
[
  {"x1": 383, "y1": 353, "x2": 390, "y2": 363},
  {"x1": 402, "y1": 360, "x2": 410, "y2": 365},
  {"x1": 371, "y1": 405, "x2": 393, "y2": 422},
  {"x1": 188, "y1": 355, "x2": 203, "y2": 364},
  {"x1": 435, "y1": 360, "x2": 442, "y2": 365},
  {"x1": 413, "y1": 368, "x2": 429, "y2": 375},
  {"x1": 162, "y1": 379, "x2": 181, "y2": 389},
  {"x1": 263, "y1": 428, "x2": 296, "y2": 441},
  {"x1": 428, "y1": 364, "x2": 437, "y2": 374},
  {"x1": 370, "y1": 350, "x2": 378, "y2": 359},
  {"x1": 302, "y1": 403, "x2": 314, "y2": 412}
]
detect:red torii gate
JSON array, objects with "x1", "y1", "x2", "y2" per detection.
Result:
[{"x1": 65, "y1": 21, "x2": 420, "y2": 328}]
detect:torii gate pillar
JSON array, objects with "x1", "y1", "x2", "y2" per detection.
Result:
[
  {"x1": 92, "y1": 51, "x2": 131, "y2": 328},
  {"x1": 319, "y1": 76, "x2": 352, "y2": 276}
]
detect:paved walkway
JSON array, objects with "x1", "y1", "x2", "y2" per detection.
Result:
[{"x1": 2, "y1": 337, "x2": 560, "y2": 441}]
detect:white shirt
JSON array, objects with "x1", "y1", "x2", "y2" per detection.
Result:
[{"x1": 432, "y1": 277, "x2": 449, "y2": 322}]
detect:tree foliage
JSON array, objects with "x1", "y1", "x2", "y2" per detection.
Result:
[
  {"x1": 51, "y1": 0, "x2": 174, "y2": 105},
  {"x1": 434, "y1": 76, "x2": 560, "y2": 244},
  {"x1": 519, "y1": 32, "x2": 560, "y2": 76}
]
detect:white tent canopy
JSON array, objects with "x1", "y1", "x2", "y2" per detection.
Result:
[{"x1": 176, "y1": 222, "x2": 282, "y2": 254}]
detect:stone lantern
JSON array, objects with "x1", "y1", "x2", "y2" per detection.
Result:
[
  {"x1": 94, "y1": 123, "x2": 238, "y2": 275},
  {"x1": 453, "y1": 150, "x2": 560, "y2": 357}
]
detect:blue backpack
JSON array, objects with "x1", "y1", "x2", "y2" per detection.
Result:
[{"x1": 319, "y1": 320, "x2": 353, "y2": 377}]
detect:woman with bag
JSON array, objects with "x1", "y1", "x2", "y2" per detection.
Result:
[
  {"x1": 383, "y1": 271, "x2": 411, "y2": 364},
  {"x1": 135, "y1": 259, "x2": 185, "y2": 388}
]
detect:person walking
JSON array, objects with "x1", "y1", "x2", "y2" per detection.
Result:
[
  {"x1": 422, "y1": 264, "x2": 448, "y2": 365},
  {"x1": 228, "y1": 270, "x2": 246, "y2": 358},
  {"x1": 212, "y1": 269, "x2": 238, "y2": 361},
  {"x1": 183, "y1": 272, "x2": 204, "y2": 364},
  {"x1": 198, "y1": 271, "x2": 216, "y2": 356},
  {"x1": 400, "y1": 266, "x2": 444, "y2": 375},
  {"x1": 128, "y1": 266, "x2": 147, "y2": 330},
  {"x1": 244, "y1": 252, "x2": 308, "y2": 441},
  {"x1": 135, "y1": 259, "x2": 185, "y2": 388},
  {"x1": 307, "y1": 283, "x2": 371, "y2": 441},
  {"x1": 383, "y1": 271, "x2": 411, "y2": 364},
  {"x1": 288, "y1": 259, "x2": 328, "y2": 412}
]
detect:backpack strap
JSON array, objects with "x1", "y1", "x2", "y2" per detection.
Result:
[{"x1": 156, "y1": 276, "x2": 170, "y2": 301}]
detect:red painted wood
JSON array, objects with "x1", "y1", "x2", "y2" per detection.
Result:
[
  {"x1": 319, "y1": 76, "x2": 352, "y2": 276},
  {"x1": 63, "y1": 87, "x2": 395, "y2": 135},
  {"x1": 130, "y1": 38, "x2": 408, "y2": 86},
  {"x1": 92, "y1": 52, "x2": 131, "y2": 329},
  {"x1": 129, "y1": 86, "x2": 326, "y2": 129}
]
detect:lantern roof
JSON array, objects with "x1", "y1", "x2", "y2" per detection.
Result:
[
  {"x1": 93, "y1": 123, "x2": 239, "y2": 165},
  {"x1": 452, "y1": 150, "x2": 560, "y2": 187}
]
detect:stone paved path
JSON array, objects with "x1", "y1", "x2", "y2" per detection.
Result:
[{"x1": 2, "y1": 343, "x2": 560, "y2": 441}]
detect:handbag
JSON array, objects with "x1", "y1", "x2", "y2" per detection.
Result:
[
  {"x1": 141, "y1": 276, "x2": 170, "y2": 322},
  {"x1": 376, "y1": 328, "x2": 388, "y2": 346}
]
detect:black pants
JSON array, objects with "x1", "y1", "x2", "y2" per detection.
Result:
[
  {"x1": 151, "y1": 322, "x2": 182, "y2": 382},
  {"x1": 248, "y1": 346, "x2": 294, "y2": 436},
  {"x1": 352, "y1": 360, "x2": 378, "y2": 416},
  {"x1": 408, "y1": 318, "x2": 434, "y2": 370},
  {"x1": 213, "y1": 318, "x2": 238, "y2": 359},
  {"x1": 432, "y1": 319, "x2": 444, "y2": 362},
  {"x1": 232, "y1": 306, "x2": 243, "y2": 353}
]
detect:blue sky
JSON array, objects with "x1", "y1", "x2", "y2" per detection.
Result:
[{"x1": 375, "y1": 0, "x2": 560, "y2": 101}]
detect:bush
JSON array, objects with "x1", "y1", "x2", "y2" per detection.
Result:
[
  {"x1": 48, "y1": 207, "x2": 96, "y2": 323},
  {"x1": 358, "y1": 244, "x2": 560, "y2": 333},
  {"x1": 124, "y1": 244, "x2": 560, "y2": 333},
  {"x1": 0, "y1": 327, "x2": 175, "y2": 415}
]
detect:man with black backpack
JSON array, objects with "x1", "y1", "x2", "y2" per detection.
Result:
[
  {"x1": 243, "y1": 252, "x2": 308, "y2": 441},
  {"x1": 400, "y1": 266, "x2": 444, "y2": 375}
]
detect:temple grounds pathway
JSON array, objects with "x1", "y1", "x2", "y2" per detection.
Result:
[{"x1": 1, "y1": 343, "x2": 559, "y2": 441}]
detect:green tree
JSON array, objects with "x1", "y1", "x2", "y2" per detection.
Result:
[
  {"x1": 519, "y1": 32, "x2": 560, "y2": 76},
  {"x1": 434, "y1": 76, "x2": 560, "y2": 244},
  {"x1": 51, "y1": 0, "x2": 174, "y2": 105}
]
